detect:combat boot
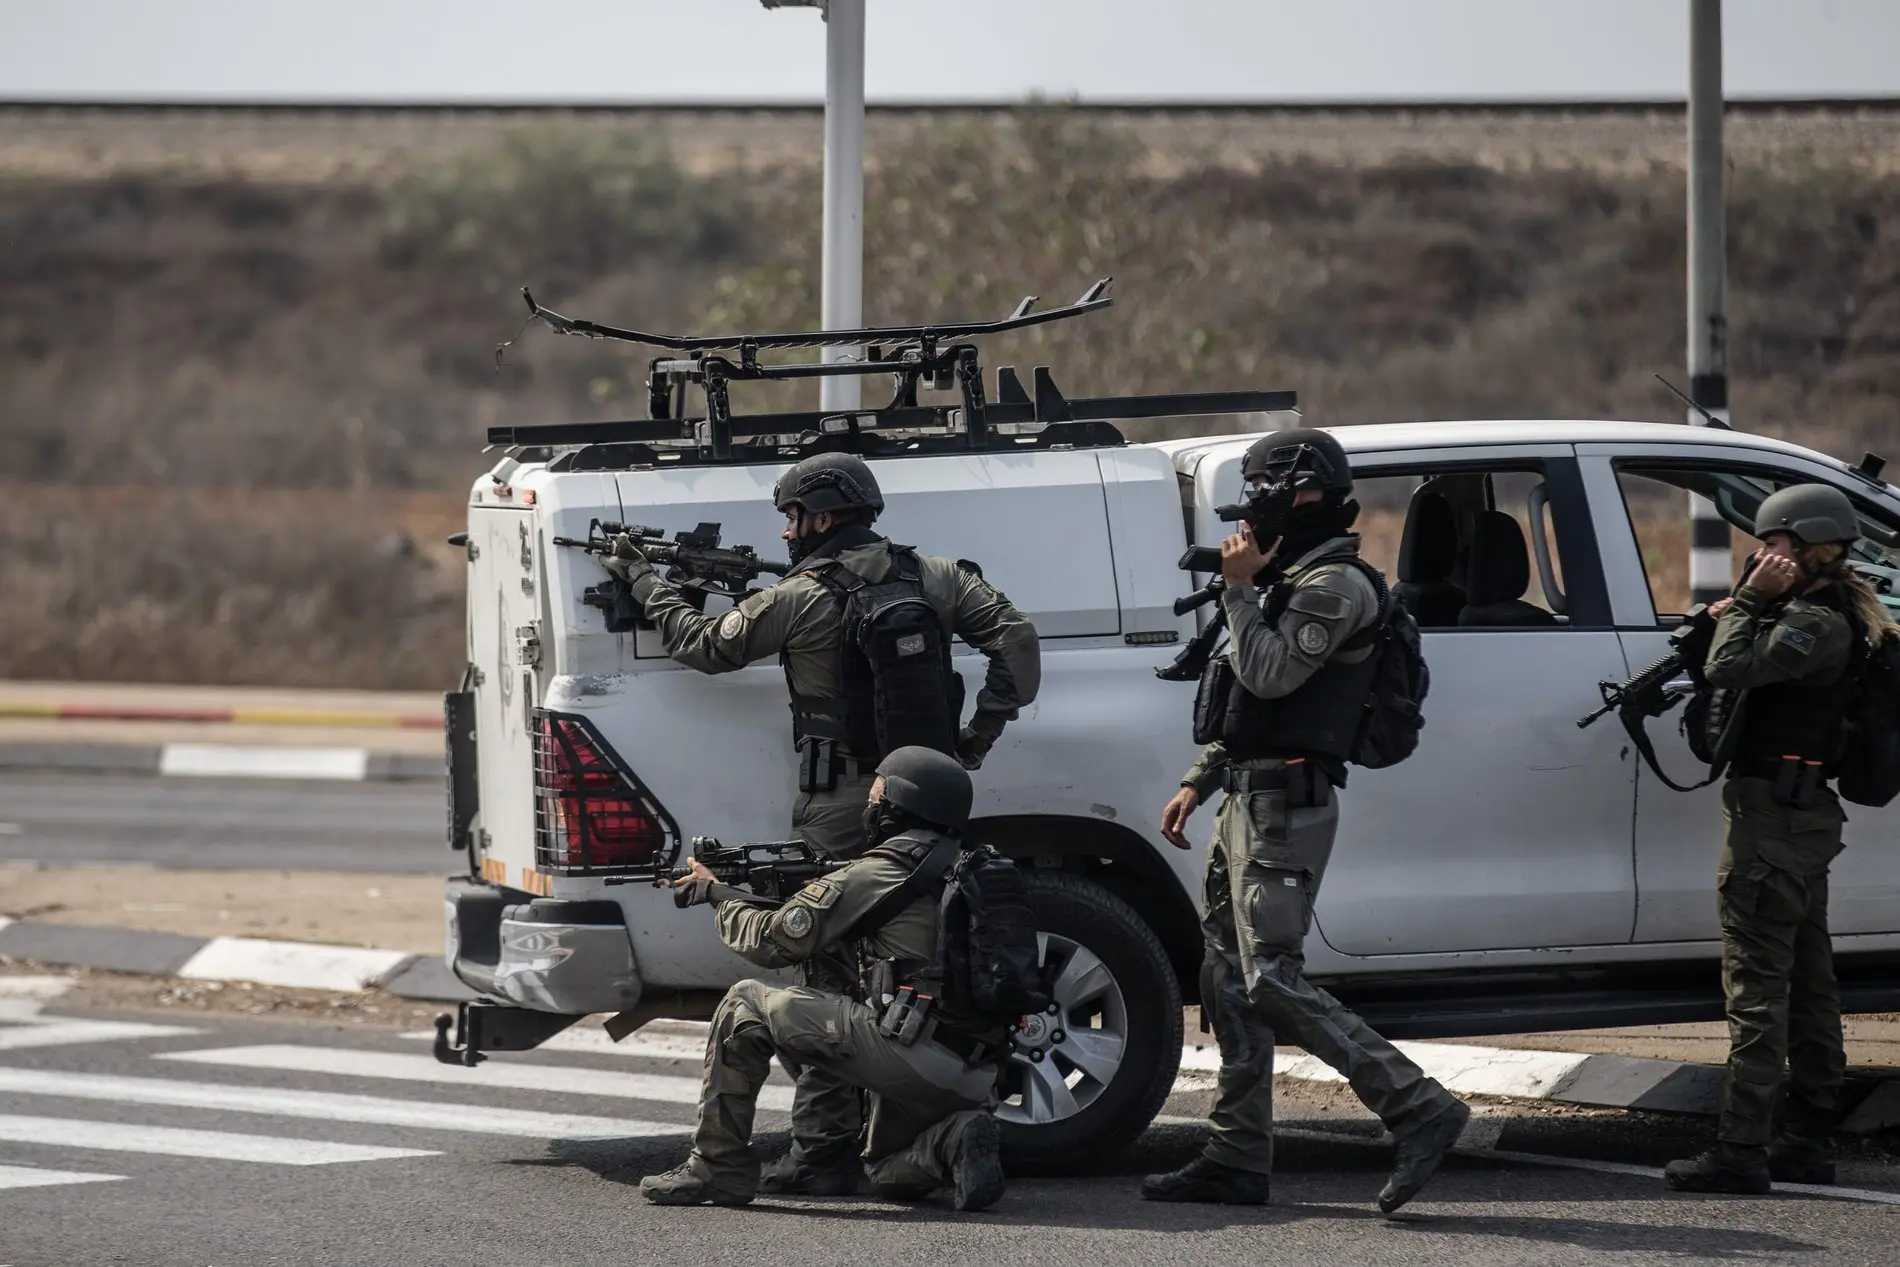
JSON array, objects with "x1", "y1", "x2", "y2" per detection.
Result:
[
  {"x1": 950, "y1": 1114, "x2": 1006, "y2": 1212},
  {"x1": 1378, "y1": 1098, "x2": 1470, "y2": 1214},
  {"x1": 758, "y1": 1150, "x2": 863, "y2": 1196},
  {"x1": 1663, "y1": 1142, "x2": 1772, "y2": 1194},
  {"x1": 1139, "y1": 1155, "x2": 1271, "y2": 1205},
  {"x1": 1767, "y1": 1133, "x2": 1836, "y2": 1186},
  {"x1": 638, "y1": 1158, "x2": 756, "y2": 1207}
]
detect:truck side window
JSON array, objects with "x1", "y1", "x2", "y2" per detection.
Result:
[
  {"x1": 1354, "y1": 466, "x2": 1569, "y2": 628},
  {"x1": 1614, "y1": 463, "x2": 1900, "y2": 623}
]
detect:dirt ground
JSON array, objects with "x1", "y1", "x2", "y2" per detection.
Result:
[{"x1": 0, "y1": 864, "x2": 445, "y2": 953}]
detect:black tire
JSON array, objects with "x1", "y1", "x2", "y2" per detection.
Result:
[{"x1": 997, "y1": 870, "x2": 1183, "y2": 1171}]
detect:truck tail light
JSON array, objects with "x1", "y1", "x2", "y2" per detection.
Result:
[{"x1": 531, "y1": 710, "x2": 677, "y2": 874}]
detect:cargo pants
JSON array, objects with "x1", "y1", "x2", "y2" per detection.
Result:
[
  {"x1": 685, "y1": 979, "x2": 999, "y2": 1199},
  {"x1": 1716, "y1": 777, "x2": 1848, "y2": 1147},
  {"x1": 1200, "y1": 762, "x2": 1456, "y2": 1174},
  {"x1": 780, "y1": 769, "x2": 879, "y2": 1168}
]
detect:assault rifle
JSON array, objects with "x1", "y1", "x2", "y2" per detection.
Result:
[
  {"x1": 1576, "y1": 606, "x2": 1714, "y2": 731},
  {"x1": 553, "y1": 519, "x2": 789, "y2": 629},
  {"x1": 1578, "y1": 602, "x2": 1742, "y2": 793},
  {"x1": 660, "y1": 836, "x2": 841, "y2": 908}
]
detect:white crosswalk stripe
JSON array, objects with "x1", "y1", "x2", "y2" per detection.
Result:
[
  {"x1": 0, "y1": 1162, "x2": 125, "y2": 1190},
  {"x1": 0, "y1": 1114, "x2": 435, "y2": 1165},
  {"x1": 157, "y1": 1044, "x2": 793, "y2": 1111},
  {"x1": 0, "y1": 1018, "x2": 200, "y2": 1052},
  {"x1": 0, "y1": 1066, "x2": 690, "y2": 1141}
]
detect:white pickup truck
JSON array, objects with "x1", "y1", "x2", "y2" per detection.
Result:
[{"x1": 438, "y1": 309, "x2": 1900, "y2": 1165}]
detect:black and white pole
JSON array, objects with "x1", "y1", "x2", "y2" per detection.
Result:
[{"x1": 1688, "y1": 0, "x2": 1730, "y2": 606}]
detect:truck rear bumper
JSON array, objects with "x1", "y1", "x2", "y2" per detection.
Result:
[{"x1": 444, "y1": 877, "x2": 643, "y2": 1015}]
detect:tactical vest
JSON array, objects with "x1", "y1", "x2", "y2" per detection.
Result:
[
  {"x1": 785, "y1": 543, "x2": 962, "y2": 765},
  {"x1": 1731, "y1": 582, "x2": 1856, "y2": 774},
  {"x1": 1214, "y1": 550, "x2": 1382, "y2": 766}
]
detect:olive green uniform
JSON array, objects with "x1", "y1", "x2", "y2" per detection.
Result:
[
  {"x1": 1703, "y1": 581, "x2": 1854, "y2": 1148},
  {"x1": 631, "y1": 536, "x2": 1037, "y2": 1168},
  {"x1": 1180, "y1": 538, "x2": 1456, "y2": 1174},
  {"x1": 633, "y1": 540, "x2": 1041, "y2": 855},
  {"x1": 677, "y1": 832, "x2": 1000, "y2": 1201}
]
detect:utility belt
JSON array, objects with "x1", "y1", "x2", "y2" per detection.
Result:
[
  {"x1": 796, "y1": 735, "x2": 875, "y2": 793},
  {"x1": 875, "y1": 992, "x2": 992, "y2": 1064},
  {"x1": 869, "y1": 961, "x2": 995, "y2": 1066},
  {"x1": 1223, "y1": 757, "x2": 1330, "y2": 808},
  {"x1": 1731, "y1": 754, "x2": 1832, "y2": 808}
]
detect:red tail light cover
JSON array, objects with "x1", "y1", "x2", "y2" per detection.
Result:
[{"x1": 531, "y1": 711, "x2": 678, "y2": 874}]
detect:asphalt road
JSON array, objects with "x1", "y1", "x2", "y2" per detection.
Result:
[
  {"x1": 0, "y1": 772, "x2": 448, "y2": 874},
  {"x1": 0, "y1": 985, "x2": 1896, "y2": 1267}
]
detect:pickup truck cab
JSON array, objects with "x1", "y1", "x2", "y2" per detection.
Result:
[{"x1": 444, "y1": 377, "x2": 1900, "y2": 1165}]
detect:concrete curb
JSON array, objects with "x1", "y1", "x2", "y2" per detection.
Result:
[
  {"x1": 0, "y1": 701, "x2": 441, "y2": 730},
  {"x1": 0, "y1": 742, "x2": 440, "y2": 783},
  {"x1": 0, "y1": 918, "x2": 476, "y2": 1003},
  {"x1": 1183, "y1": 1037, "x2": 1736, "y2": 1118}
]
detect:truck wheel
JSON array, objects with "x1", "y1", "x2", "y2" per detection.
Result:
[{"x1": 996, "y1": 870, "x2": 1184, "y2": 1171}]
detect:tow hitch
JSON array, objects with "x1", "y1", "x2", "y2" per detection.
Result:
[{"x1": 432, "y1": 1000, "x2": 582, "y2": 1067}]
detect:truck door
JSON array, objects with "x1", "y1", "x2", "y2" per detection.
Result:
[
  {"x1": 1580, "y1": 445, "x2": 1900, "y2": 942},
  {"x1": 465, "y1": 498, "x2": 545, "y2": 887}
]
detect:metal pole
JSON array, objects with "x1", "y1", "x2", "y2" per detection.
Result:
[
  {"x1": 820, "y1": 0, "x2": 865, "y2": 414},
  {"x1": 1687, "y1": 0, "x2": 1730, "y2": 606}
]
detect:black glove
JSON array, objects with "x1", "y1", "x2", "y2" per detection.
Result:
[{"x1": 957, "y1": 726, "x2": 997, "y2": 771}]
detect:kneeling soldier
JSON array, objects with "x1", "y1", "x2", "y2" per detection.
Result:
[{"x1": 640, "y1": 747, "x2": 1007, "y2": 1211}]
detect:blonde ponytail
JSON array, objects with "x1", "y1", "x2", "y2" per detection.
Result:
[
  {"x1": 1844, "y1": 571, "x2": 1900, "y2": 647},
  {"x1": 1808, "y1": 544, "x2": 1900, "y2": 647}
]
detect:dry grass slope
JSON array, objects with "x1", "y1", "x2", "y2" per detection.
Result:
[{"x1": 1, "y1": 107, "x2": 1894, "y2": 687}]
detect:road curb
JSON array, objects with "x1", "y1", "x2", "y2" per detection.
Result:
[
  {"x1": 0, "y1": 742, "x2": 440, "y2": 783},
  {"x1": 0, "y1": 701, "x2": 441, "y2": 730},
  {"x1": 1184, "y1": 1037, "x2": 1733, "y2": 1117},
  {"x1": 0, "y1": 919, "x2": 476, "y2": 1002}
]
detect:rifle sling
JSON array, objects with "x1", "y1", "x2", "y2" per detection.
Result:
[
  {"x1": 845, "y1": 838, "x2": 960, "y2": 942},
  {"x1": 1618, "y1": 701, "x2": 1721, "y2": 794}
]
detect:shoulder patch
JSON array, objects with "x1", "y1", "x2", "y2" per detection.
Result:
[
  {"x1": 1775, "y1": 626, "x2": 1818, "y2": 656},
  {"x1": 717, "y1": 608, "x2": 746, "y2": 640},
  {"x1": 955, "y1": 558, "x2": 984, "y2": 578},
  {"x1": 1295, "y1": 621, "x2": 1331, "y2": 656},
  {"x1": 778, "y1": 906, "x2": 813, "y2": 939},
  {"x1": 799, "y1": 878, "x2": 844, "y2": 909},
  {"x1": 1287, "y1": 583, "x2": 1353, "y2": 621}
]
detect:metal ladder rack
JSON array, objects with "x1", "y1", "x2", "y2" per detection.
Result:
[{"x1": 488, "y1": 279, "x2": 1296, "y2": 466}]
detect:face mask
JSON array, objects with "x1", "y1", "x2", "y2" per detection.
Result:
[
  {"x1": 1273, "y1": 497, "x2": 1360, "y2": 562},
  {"x1": 861, "y1": 800, "x2": 907, "y2": 849}
]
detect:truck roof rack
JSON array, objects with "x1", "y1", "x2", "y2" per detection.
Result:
[{"x1": 489, "y1": 279, "x2": 1297, "y2": 464}]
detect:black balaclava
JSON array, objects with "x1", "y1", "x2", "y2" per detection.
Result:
[
  {"x1": 786, "y1": 511, "x2": 881, "y2": 566},
  {"x1": 1266, "y1": 493, "x2": 1361, "y2": 575},
  {"x1": 860, "y1": 797, "x2": 915, "y2": 851}
]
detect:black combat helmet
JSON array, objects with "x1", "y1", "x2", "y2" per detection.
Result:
[
  {"x1": 772, "y1": 453, "x2": 885, "y2": 519},
  {"x1": 1241, "y1": 428, "x2": 1353, "y2": 495},
  {"x1": 873, "y1": 746, "x2": 973, "y2": 834},
  {"x1": 1753, "y1": 484, "x2": 1860, "y2": 547}
]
